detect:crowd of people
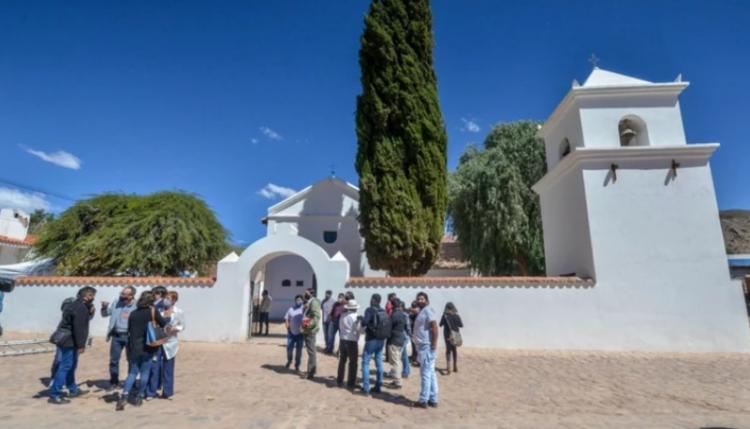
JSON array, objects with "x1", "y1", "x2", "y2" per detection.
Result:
[
  {"x1": 282, "y1": 288, "x2": 464, "y2": 409},
  {"x1": 46, "y1": 285, "x2": 185, "y2": 411}
]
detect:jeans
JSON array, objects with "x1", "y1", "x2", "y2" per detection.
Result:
[
  {"x1": 418, "y1": 344, "x2": 438, "y2": 404},
  {"x1": 286, "y1": 332, "x2": 303, "y2": 369},
  {"x1": 322, "y1": 321, "x2": 331, "y2": 351},
  {"x1": 50, "y1": 346, "x2": 79, "y2": 398},
  {"x1": 304, "y1": 333, "x2": 317, "y2": 375},
  {"x1": 108, "y1": 334, "x2": 129, "y2": 384},
  {"x1": 401, "y1": 332, "x2": 410, "y2": 378},
  {"x1": 160, "y1": 355, "x2": 176, "y2": 398},
  {"x1": 325, "y1": 320, "x2": 339, "y2": 353},
  {"x1": 361, "y1": 339, "x2": 384, "y2": 393},
  {"x1": 258, "y1": 312, "x2": 270, "y2": 335},
  {"x1": 122, "y1": 356, "x2": 153, "y2": 398},
  {"x1": 146, "y1": 347, "x2": 163, "y2": 398},
  {"x1": 337, "y1": 340, "x2": 359, "y2": 388}
]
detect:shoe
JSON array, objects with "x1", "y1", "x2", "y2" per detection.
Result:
[
  {"x1": 294, "y1": 366, "x2": 300, "y2": 373},
  {"x1": 356, "y1": 389, "x2": 371, "y2": 397},
  {"x1": 134, "y1": 395, "x2": 143, "y2": 407},
  {"x1": 428, "y1": 401, "x2": 438, "y2": 408},
  {"x1": 115, "y1": 394, "x2": 126, "y2": 411},
  {"x1": 371, "y1": 387, "x2": 382, "y2": 394},
  {"x1": 106, "y1": 383, "x2": 118, "y2": 392},
  {"x1": 68, "y1": 389, "x2": 89, "y2": 398},
  {"x1": 284, "y1": 361, "x2": 291, "y2": 369},
  {"x1": 144, "y1": 396, "x2": 154, "y2": 402},
  {"x1": 388, "y1": 382, "x2": 402, "y2": 389},
  {"x1": 413, "y1": 401, "x2": 428, "y2": 408},
  {"x1": 446, "y1": 367, "x2": 451, "y2": 375},
  {"x1": 161, "y1": 395, "x2": 173, "y2": 401},
  {"x1": 48, "y1": 396, "x2": 71, "y2": 405},
  {"x1": 453, "y1": 367, "x2": 458, "y2": 373}
]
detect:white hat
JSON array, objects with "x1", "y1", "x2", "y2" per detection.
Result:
[{"x1": 345, "y1": 299, "x2": 360, "y2": 310}]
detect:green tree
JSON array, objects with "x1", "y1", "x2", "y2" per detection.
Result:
[
  {"x1": 355, "y1": 0, "x2": 448, "y2": 276},
  {"x1": 28, "y1": 209, "x2": 55, "y2": 234},
  {"x1": 35, "y1": 192, "x2": 228, "y2": 276},
  {"x1": 448, "y1": 121, "x2": 546, "y2": 275}
]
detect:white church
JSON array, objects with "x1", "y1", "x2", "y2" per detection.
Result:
[{"x1": 4, "y1": 67, "x2": 750, "y2": 352}]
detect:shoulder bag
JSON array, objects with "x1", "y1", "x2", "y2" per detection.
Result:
[
  {"x1": 445, "y1": 315, "x2": 463, "y2": 348},
  {"x1": 146, "y1": 307, "x2": 169, "y2": 347}
]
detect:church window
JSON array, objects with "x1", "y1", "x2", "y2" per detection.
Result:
[
  {"x1": 559, "y1": 138, "x2": 571, "y2": 160},
  {"x1": 618, "y1": 115, "x2": 649, "y2": 147},
  {"x1": 323, "y1": 231, "x2": 337, "y2": 244},
  {"x1": 296, "y1": 280, "x2": 304, "y2": 287},
  {"x1": 281, "y1": 279, "x2": 291, "y2": 287}
]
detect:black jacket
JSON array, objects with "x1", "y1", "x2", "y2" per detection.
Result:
[
  {"x1": 388, "y1": 310, "x2": 411, "y2": 347},
  {"x1": 127, "y1": 306, "x2": 167, "y2": 361},
  {"x1": 439, "y1": 313, "x2": 463, "y2": 339},
  {"x1": 57, "y1": 298, "x2": 91, "y2": 349}
]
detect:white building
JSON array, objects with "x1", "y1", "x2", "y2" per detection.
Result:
[
  {"x1": 255, "y1": 177, "x2": 383, "y2": 319},
  {"x1": 0, "y1": 208, "x2": 34, "y2": 265},
  {"x1": 3, "y1": 67, "x2": 748, "y2": 351}
]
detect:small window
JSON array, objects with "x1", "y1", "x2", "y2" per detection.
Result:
[
  {"x1": 323, "y1": 231, "x2": 337, "y2": 243},
  {"x1": 559, "y1": 138, "x2": 571, "y2": 160},
  {"x1": 296, "y1": 280, "x2": 304, "y2": 287},
  {"x1": 281, "y1": 279, "x2": 291, "y2": 287}
]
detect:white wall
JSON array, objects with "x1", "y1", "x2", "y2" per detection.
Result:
[
  {"x1": 264, "y1": 255, "x2": 314, "y2": 319},
  {"x1": 0, "y1": 208, "x2": 29, "y2": 240}
]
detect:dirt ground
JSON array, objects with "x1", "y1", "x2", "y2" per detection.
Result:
[{"x1": 1, "y1": 326, "x2": 750, "y2": 429}]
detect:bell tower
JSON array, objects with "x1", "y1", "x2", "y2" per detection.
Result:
[{"x1": 531, "y1": 67, "x2": 750, "y2": 351}]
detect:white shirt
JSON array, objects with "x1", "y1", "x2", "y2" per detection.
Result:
[
  {"x1": 413, "y1": 305, "x2": 436, "y2": 347},
  {"x1": 162, "y1": 305, "x2": 185, "y2": 360},
  {"x1": 338, "y1": 311, "x2": 363, "y2": 342},
  {"x1": 322, "y1": 297, "x2": 334, "y2": 323}
]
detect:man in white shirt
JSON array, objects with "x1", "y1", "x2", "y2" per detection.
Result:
[
  {"x1": 412, "y1": 292, "x2": 438, "y2": 408},
  {"x1": 336, "y1": 299, "x2": 363, "y2": 389},
  {"x1": 321, "y1": 290, "x2": 334, "y2": 353}
]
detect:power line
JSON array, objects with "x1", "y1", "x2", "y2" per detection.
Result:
[{"x1": 0, "y1": 177, "x2": 79, "y2": 203}]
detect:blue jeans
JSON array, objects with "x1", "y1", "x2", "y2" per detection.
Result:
[
  {"x1": 122, "y1": 356, "x2": 153, "y2": 397},
  {"x1": 418, "y1": 344, "x2": 438, "y2": 404},
  {"x1": 322, "y1": 321, "x2": 332, "y2": 351},
  {"x1": 361, "y1": 339, "x2": 384, "y2": 393},
  {"x1": 286, "y1": 332, "x2": 303, "y2": 369},
  {"x1": 50, "y1": 346, "x2": 79, "y2": 398},
  {"x1": 326, "y1": 320, "x2": 339, "y2": 353},
  {"x1": 160, "y1": 355, "x2": 176, "y2": 398},
  {"x1": 146, "y1": 347, "x2": 163, "y2": 398},
  {"x1": 108, "y1": 334, "x2": 129, "y2": 384},
  {"x1": 401, "y1": 333, "x2": 410, "y2": 378}
]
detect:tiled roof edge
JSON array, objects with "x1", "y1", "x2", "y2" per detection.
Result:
[
  {"x1": 346, "y1": 276, "x2": 594, "y2": 289},
  {"x1": 15, "y1": 276, "x2": 216, "y2": 288}
]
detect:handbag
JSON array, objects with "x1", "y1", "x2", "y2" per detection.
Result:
[
  {"x1": 49, "y1": 326, "x2": 72, "y2": 346},
  {"x1": 445, "y1": 315, "x2": 463, "y2": 348},
  {"x1": 146, "y1": 307, "x2": 169, "y2": 347}
]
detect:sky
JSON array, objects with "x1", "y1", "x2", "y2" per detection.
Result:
[{"x1": 0, "y1": 0, "x2": 748, "y2": 245}]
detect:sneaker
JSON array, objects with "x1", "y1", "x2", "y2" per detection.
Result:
[
  {"x1": 134, "y1": 395, "x2": 143, "y2": 407},
  {"x1": 413, "y1": 401, "x2": 428, "y2": 409},
  {"x1": 48, "y1": 396, "x2": 71, "y2": 405},
  {"x1": 68, "y1": 389, "x2": 89, "y2": 398},
  {"x1": 428, "y1": 401, "x2": 438, "y2": 408},
  {"x1": 144, "y1": 396, "x2": 154, "y2": 402}
]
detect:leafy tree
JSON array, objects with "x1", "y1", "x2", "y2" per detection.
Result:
[
  {"x1": 35, "y1": 192, "x2": 228, "y2": 276},
  {"x1": 448, "y1": 121, "x2": 546, "y2": 275},
  {"x1": 28, "y1": 209, "x2": 55, "y2": 234},
  {"x1": 355, "y1": 0, "x2": 448, "y2": 276}
]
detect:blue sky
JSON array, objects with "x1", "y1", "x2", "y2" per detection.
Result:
[{"x1": 0, "y1": 0, "x2": 748, "y2": 245}]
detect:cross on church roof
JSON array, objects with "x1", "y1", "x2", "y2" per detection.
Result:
[
  {"x1": 588, "y1": 53, "x2": 600, "y2": 69},
  {"x1": 328, "y1": 163, "x2": 336, "y2": 177}
]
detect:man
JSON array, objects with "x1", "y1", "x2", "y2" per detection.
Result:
[
  {"x1": 321, "y1": 290, "x2": 334, "y2": 353},
  {"x1": 49, "y1": 286, "x2": 96, "y2": 405},
  {"x1": 387, "y1": 299, "x2": 411, "y2": 389},
  {"x1": 101, "y1": 286, "x2": 137, "y2": 390},
  {"x1": 412, "y1": 292, "x2": 439, "y2": 408},
  {"x1": 301, "y1": 288, "x2": 321, "y2": 379},
  {"x1": 326, "y1": 293, "x2": 346, "y2": 354},
  {"x1": 0, "y1": 289, "x2": 4, "y2": 337},
  {"x1": 257, "y1": 290, "x2": 272, "y2": 336},
  {"x1": 361, "y1": 293, "x2": 390, "y2": 395},
  {"x1": 385, "y1": 293, "x2": 397, "y2": 316},
  {"x1": 336, "y1": 299, "x2": 362, "y2": 389},
  {"x1": 284, "y1": 295, "x2": 305, "y2": 372},
  {"x1": 152, "y1": 286, "x2": 168, "y2": 311}
]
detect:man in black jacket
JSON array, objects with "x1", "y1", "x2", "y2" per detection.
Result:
[{"x1": 49, "y1": 286, "x2": 96, "y2": 404}]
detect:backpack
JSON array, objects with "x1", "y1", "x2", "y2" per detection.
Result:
[{"x1": 371, "y1": 309, "x2": 392, "y2": 340}]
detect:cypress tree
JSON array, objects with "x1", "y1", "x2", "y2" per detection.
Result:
[{"x1": 355, "y1": 0, "x2": 448, "y2": 276}]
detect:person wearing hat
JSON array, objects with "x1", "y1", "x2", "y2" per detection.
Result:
[{"x1": 336, "y1": 299, "x2": 363, "y2": 389}]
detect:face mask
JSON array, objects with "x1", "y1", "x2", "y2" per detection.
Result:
[
  {"x1": 295, "y1": 300, "x2": 303, "y2": 307},
  {"x1": 162, "y1": 299, "x2": 173, "y2": 308},
  {"x1": 417, "y1": 302, "x2": 427, "y2": 309}
]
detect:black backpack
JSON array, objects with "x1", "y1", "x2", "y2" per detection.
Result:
[{"x1": 371, "y1": 309, "x2": 392, "y2": 340}]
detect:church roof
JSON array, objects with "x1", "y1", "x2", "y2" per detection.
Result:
[
  {"x1": 582, "y1": 67, "x2": 652, "y2": 87},
  {"x1": 266, "y1": 176, "x2": 359, "y2": 217}
]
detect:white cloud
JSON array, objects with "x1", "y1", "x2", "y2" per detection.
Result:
[
  {"x1": 258, "y1": 183, "x2": 296, "y2": 200},
  {"x1": 0, "y1": 187, "x2": 51, "y2": 212},
  {"x1": 460, "y1": 118, "x2": 481, "y2": 133},
  {"x1": 251, "y1": 138, "x2": 259, "y2": 145},
  {"x1": 22, "y1": 146, "x2": 82, "y2": 170},
  {"x1": 259, "y1": 126, "x2": 283, "y2": 141}
]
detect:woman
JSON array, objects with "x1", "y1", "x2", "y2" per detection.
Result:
[
  {"x1": 116, "y1": 291, "x2": 169, "y2": 410},
  {"x1": 148, "y1": 291, "x2": 184, "y2": 400},
  {"x1": 439, "y1": 302, "x2": 463, "y2": 374}
]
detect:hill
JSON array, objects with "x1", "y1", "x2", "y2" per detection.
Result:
[{"x1": 721, "y1": 210, "x2": 750, "y2": 254}]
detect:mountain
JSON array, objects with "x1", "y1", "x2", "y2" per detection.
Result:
[{"x1": 721, "y1": 210, "x2": 750, "y2": 254}]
